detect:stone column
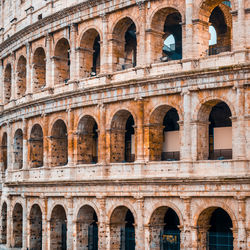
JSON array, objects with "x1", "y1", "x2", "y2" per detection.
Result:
[
  {"x1": 135, "y1": 197, "x2": 145, "y2": 249},
  {"x1": 182, "y1": 0, "x2": 194, "y2": 59},
  {"x1": 192, "y1": 19, "x2": 210, "y2": 58},
  {"x1": 72, "y1": 219, "x2": 77, "y2": 250},
  {"x1": 22, "y1": 118, "x2": 29, "y2": 170},
  {"x1": 180, "y1": 90, "x2": 192, "y2": 161},
  {"x1": 136, "y1": 1, "x2": 146, "y2": 67},
  {"x1": 70, "y1": 23, "x2": 78, "y2": 80},
  {"x1": 7, "y1": 122, "x2": 13, "y2": 172},
  {"x1": 67, "y1": 197, "x2": 74, "y2": 249},
  {"x1": 0, "y1": 63, "x2": 3, "y2": 105},
  {"x1": 97, "y1": 197, "x2": 107, "y2": 250},
  {"x1": 144, "y1": 225, "x2": 150, "y2": 250},
  {"x1": 98, "y1": 104, "x2": 107, "y2": 164},
  {"x1": 67, "y1": 108, "x2": 75, "y2": 166},
  {"x1": 181, "y1": 197, "x2": 192, "y2": 249},
  {"x1": 232, "y1": 85, "x2": 246, "y2": 160},
  {"x1": 45, "y1": 34, "x2": 54, "y2": 89},
  {"x1": 42, "y1": 197, "x2": 48, "y2": 250},
  {"x1": 236, "y1": 196, "x2": 247, "y2": 249},
  {"x1": 42, "y1": 114, "x2": 50, "y2": 167},
  {"x1": 190, "y1": 226, "x2": 198, "y2": 249},
  {"x1": 6, "y1": 197, "x2": 12, "y2": 248},
  {"x1": 135, "y1": 100, "x2": 144, "y2": 162},
  {"x1": 100, "y1": 14, "x2": 109, "y2": 74},
  {"x1": 25, "y1": 42, "x2": 32, "y2": 95},
  {"x1": 22, "y1": 197, "x2": 27, "y2": 249}
]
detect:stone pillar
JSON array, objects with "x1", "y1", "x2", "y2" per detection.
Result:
[
  {"x1": 0, "y1": 63, "x2": 3, "y2": 105},
  {"x1": 67, "y1": 109, "x2": 75, "y2": 166},
  {"x1": 97, "y1": 197, "x2": 107, "y2": 250},
  {"x1": 135, "y1": 197, "x2": 145, "y2": 249},
  {"x1": 6, "y1": 197, "x2": 12, "y2": 248},
  {"x1": 100, "y1": 14, "x2": 109, "y2": 74},
  {"x1": 7, "y1": 122, "x2": 13, "y2": 172},
  {"x1": 136, "y1": 1, "x2": 146, "y2": 67},
  {"x1": 25, "y1": 42, "x2": 32, "y2": 95},
  {"x1": 232, "y1": 0, "x2": 246, "y2": 51},
  {"x1": 22, "y1": 118, "x2": 28, "y2": 170},
  {"x1": 190, "y1": 226, "x2": 198, "y2": 249},
  {"x1": 143, "y1": 124, "x2": 150, "y2": 162},
  {"x1": 43, "y1": 114, "x2": 50, "y2": 167},
  {"x1": 45, "y1": 34, "x2": 53, "y2": 89},
  {"x1": 66, "y1": 198, "x2": 74, "y2": 249},
  {"x1": 22, "y1": 198, "x2": 27, "y2": 249},
  {"x1": 42, "y1": 197, "x2": 48, "y2": 250},
  {"x1": 98, "y1": 104, "x2": 107, "y2": 164},
  {"x1": 135, "y1": 100, "x2": 144, "y2": 162},
  {"x1": 236, "y1": 197, "x2": 247, "y2": 249},
  {"x1": 182, "y1": 0, "x2": 194, "y2": 59},
  {"x1": 70, "y1": 23, "x2": 78, "y2": 80},
  {"x1": 181, "y1": 197, "x2": 192, "y2": 249},
  {"x1": 232, "y1": 85, "x2": 246, "y2": 160},
  {"x1": 180, "y1": 90, "x2": 192, "y2": 161},
  {"x1": 144, "y1": 225, "x2": 150, "y2": 250},
  {"x1": 192, "y1": 19, "x2": 210, "y2": 58}
]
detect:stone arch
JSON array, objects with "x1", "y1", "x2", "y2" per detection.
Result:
[
  {"x1": 149, "y1": 105, "x2": 180, "y2": 161},
  {"x1": 1, "y1": 132, "x2": 7, "y2": 172},
  {"x1": 50, "y1": 205, "x2": 67, "y2": 250},
  {"x1": 54, "y1": 38, "x2": 70, "y2": 85},
  {"x1": 12, "y1": 203, "x2": 23, "y2": 248},
  {"x1": 50, "y1": 119, "x2": 68, "y2": 167},
  {"x1": 13, "y1": 129, "x2": 23, "y2": 170},
  {"x1": 76, "y1": 205, "x2": 98, "y2": 249},
  {"x1": 29, "y1": 124, "x2": 43, "y2": 168},
  {"x1": 111, "y1": 16, "x2": 137, "y2": 71},
  {"x1": 0, "y1": 202, "x2": 7, "y2": 244},
  {"x1": 32, "y1": 47, "x2": 46, "y2": 91},
  {"x1": 110, "y1": 109, "x2": 136, "y2": 163},
  {"x1": 149, "y1": 206, "x2": 181, "y2": 249},
  {"x1": 4, "y1": 64, "x2": 12, "y2": 103},
  {"x1": 195, "y1": 205, "x2": 236, "y2": 249},
  {"x1": 149, "y1": 7, "x2": 183, "y2": 62},
  {"x1": 16, "y1": 55, "x2": 27, "y2": 98},
  {"x1": 196, "y1": 99, "x2": 233, "y2": 160},
  {"x1": 29, "y1": 204, "x2": 42, "y2": 250},
  {"x1": 146, "y1": 201, "x2": 184, "y2": 226},
  {"x1": 79, "y1": 28, "x2": 101, "y2": 78},
  {"x1": 109, "y1": 205, "x2": 136, "y2": 250},
  {"x1": 77, "y1": 115, "x2": 98, "y2": 164}
]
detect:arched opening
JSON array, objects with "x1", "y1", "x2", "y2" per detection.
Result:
[
  {"x1": 29, "y1": 124, "x2": 43, "y2": 168},
  {"x1": 12, "y1": 203, "x2": 23, "y2": 248},
  {"x1": 4, "y1": 64, "x2": 12, "y2": 103},
  {"x1": 50, "y1": 205, "x2": 67, "y2": 250},
  {"x1": 33, "y1": 47, "x2": 46, "y2": 91},
  {"x1": 151, "y1": 8, "x2": 182, "y2": 62},
  {"x1": 110, "y1": 110, "x2": 135, "y2": 163},
  {"x1": 16, "y1": 56, "x2": 27, "y2": 98},
  {"x1": 197, "y1": 207, "x2": 233, "y2": 249},
  {"x1": 197, "y1": 100, "x2": 232, "y2": 160},
  {"x1": 208, "y1": 3, "x2": 231, "y2": 55},
  {"x1": 77, "y1": 116, "x2": 98, "y2": 164},
  {"x1": 79, "y1": 29, "x2": 101, "y2": 78},
  {"x1": 149, "y1": 207, "x2": 180, "y2": 249},
  {"x1": 149, "y1": 106, "x2": 180, "y2": 161},
  {"x1": 110, "y1": 206, "x2": 135, "y2": 250},
  {"x1": 1, "y1": 133, "x2": 7, "y2": 172},
  {"x1": 54, "y1": 38, "x2": 70, "y2": 85},
  {"x1": 29, "y1": 204, "x2": 42, "y2": 250},
  {"x1": 14, "y1": 129, "x2": 23, "y2": 170},
  {"x1": 76, "y1": 205, "x2": 98, "y2": 250},
  {"x1": 112, "y1": 17, "x2": 137, "y2": 71},
  {"x1": 1, "y1": 202, "x2": 7, "y2": 244},
  {"x1": 51, "y1": 120, "x2": 68, "y2": 167}
]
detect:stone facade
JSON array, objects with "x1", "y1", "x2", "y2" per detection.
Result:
[{"x1": 0, "y1": 0, "x2": 249, "y2": 249}]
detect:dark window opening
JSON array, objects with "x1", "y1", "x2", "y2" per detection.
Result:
[
  {"x1": 91, "y1": 35, "x2": 100, "y2": 76},
  {"x1": 125, "y1": 115, "x2": 135, "y2": 162}
]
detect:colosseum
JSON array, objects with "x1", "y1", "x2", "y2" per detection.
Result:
[{"x1": 0, "y1": 0, "x2": 249, "y2": 249}]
